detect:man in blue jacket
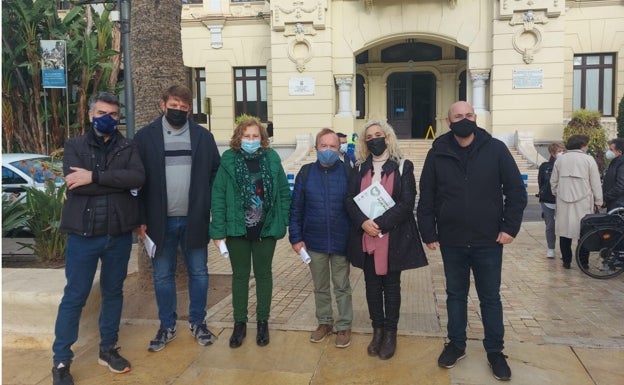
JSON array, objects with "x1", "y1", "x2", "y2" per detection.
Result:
[
  {"x1": 289, "y1": 128, "x2": 353, "y2": 348},
  {"x1": 417, "y1": 101, "x2": 527, "y2": 381}
]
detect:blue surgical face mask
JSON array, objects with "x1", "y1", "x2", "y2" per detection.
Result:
[
  {"x1": 317, "y1": 149, "x2": 340, "y2": 166},
  {"x1": 92, "y1": 113, "x2": 118, "y2": 135},
  {"x1": 339, "y1": 143, "x2": 348, "y2": 154},
  {"x1": 241, "y1": 139, "x2": 261, "y2": 154}
]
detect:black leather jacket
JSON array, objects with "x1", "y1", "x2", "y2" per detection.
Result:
[{"x1": 60, "y1": 129, "x2": 145, "y2": 236}]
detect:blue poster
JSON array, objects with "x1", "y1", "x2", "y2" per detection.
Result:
[{"x1": 41, "y1": 40, "x2": 67, "y2": 88}]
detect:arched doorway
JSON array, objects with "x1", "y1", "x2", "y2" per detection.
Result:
[{"x1": 387, "y1": 72, "x2": 436, "y2": 139}]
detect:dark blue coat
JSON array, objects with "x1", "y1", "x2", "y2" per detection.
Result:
[{"x1": 288, "y1": 160, "x2": 350, "y2": 255}]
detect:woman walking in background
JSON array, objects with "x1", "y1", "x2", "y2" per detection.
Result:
[
  {"x1": 210, "y1": 118, "x2": 291, "y2": 348},
  {"x1": 345, "y1": 120, "x2": 427, "y2": 360}
]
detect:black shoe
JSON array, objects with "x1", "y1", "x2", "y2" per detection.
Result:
[
  {"x1": 437, "y1": 342, "x2": 466, "y2": 368},
  {"x1": 563, "y1": 262, "x2": 571, "y2": 269},
  {"x1": 378, "y1": 330, "x2": 397, "y2": 360},
  {"x1": 98, "y1": 346, "x2": 131, "y2": 374},
  {"x1": 229, "y1": 322, "x2": 247, "y2": 348},
  {"x1": 256, "y1": 320, "x2": 270, "y2": 346},
  {"x1": 52, "y1": 362, "x2": 74, "y2": 385},
  {"x1": 487, "y1": 352, "x2": 511, "y2": 381},
  {"x1": 367, "y1": 328, "x2": 384, "y2": 356}
]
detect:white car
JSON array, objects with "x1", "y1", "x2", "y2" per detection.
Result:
[{"x1": 2, "y1": 153, "x2": 64, "y2": 202}]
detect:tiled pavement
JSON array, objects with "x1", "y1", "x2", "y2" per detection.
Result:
[{"x1": 3, "y1": 220, "x2": 624, "y2": 385}]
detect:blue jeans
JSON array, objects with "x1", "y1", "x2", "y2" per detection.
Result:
[
  {"x1": 440, "y1": 246, "x2": 504, "y2": 353},
  {"x1": 152, "y1": 217, "x2": 208, "y2": 329},
  {"x1": 53, "y1": 233, "x2": 132, "y2": 364}
]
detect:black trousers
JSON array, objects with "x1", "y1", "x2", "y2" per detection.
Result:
[{"x1": 363, "y1": 254, "x2": 401, "y2": 331}]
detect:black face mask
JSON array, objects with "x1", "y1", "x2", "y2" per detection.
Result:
[
  {"x1": 165, "y1": 108, "x2": 188, "y2": 127},
  {"x1": 449, "y1": 118, "x2": 477, "y2": 138},
  {"x1": 366, "y1": 137, "x2": 387, "y2": 156}
]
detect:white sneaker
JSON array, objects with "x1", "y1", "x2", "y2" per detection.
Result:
[{"x1": 547, "y1": 249, "x2": 555, "y2": 258}]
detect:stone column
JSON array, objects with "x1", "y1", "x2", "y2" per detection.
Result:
[
  {"x1": 470, "y1": 70, "x2": 490, "y2": 113},
  {"x1": 335, "y1": 75, "x2": 353, "y2": 117}
]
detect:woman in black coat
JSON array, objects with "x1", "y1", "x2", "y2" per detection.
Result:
[{"x1": 345, "y1": 120, "x2": 428, "y2": 360}]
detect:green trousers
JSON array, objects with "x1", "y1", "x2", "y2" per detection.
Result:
[{"x1": 226, "y1": 236, "x2": 276, "y2": 322}]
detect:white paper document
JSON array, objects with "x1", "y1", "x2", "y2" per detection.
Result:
[
  {"x1": 299, "y1": 248, "x2": 311, "y2": 264},
  {"x1": 144, "y1": 234, "x2": 156, "y2": 259},
  {"x1": 354, "y1": 182, "x2": 396, "y2": 219},
  {"x1": 219, "y1": 241, "x2": 229, "y2": 258}
]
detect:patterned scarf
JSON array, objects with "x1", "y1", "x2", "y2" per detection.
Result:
[{"x1": 234, "y1": 148, "x2": 273, "y2": 213}]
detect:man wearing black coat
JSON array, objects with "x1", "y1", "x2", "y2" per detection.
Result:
[
  {"x1": 417, "y1": 101, "x2": 527, "y2": 381},
  {"x1": 134, "y1": 85, "x2": 221, "y2": 353},
  {"x1": 603, "y1": 138, "x2": 624, "y2": 211}
]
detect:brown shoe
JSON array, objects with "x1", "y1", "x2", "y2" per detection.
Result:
[
  {"x1": 367, "y1": 328, "x2": 384, "y2": 356},
  {"x1": 310, "y1": 324, "x2": 333, "y2": 343},
  {"x1": 335, "y1": 329, "x2": 352, "y2": 348}
]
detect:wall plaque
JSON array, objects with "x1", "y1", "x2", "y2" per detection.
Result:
[
  {"x1": 289, "y1": 77, "x2": 315, "y2": 95},
  {"x1": 512, "y1": 68, "x2": 543, "y2": 89}
]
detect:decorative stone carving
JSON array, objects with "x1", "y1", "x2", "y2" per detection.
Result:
[
  {"x1": 272, "y1": 0, "x2": 327, "y2": 31},
  {"x1": 285, "y1": 23, "x2": 314, "y2": 72},
  {"x1": 207, "y1": 24, "x2": 223, "y2": 49},
  {"x1": 509, "y1": 10, "x2": 548, "y2": 64},
  {"x1": 499, "y1": 0, "x2": 562, "y2": 19}
]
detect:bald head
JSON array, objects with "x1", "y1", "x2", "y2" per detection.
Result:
[{"x1": 447, "y1": 101, "x2": 476, "y2": 122}]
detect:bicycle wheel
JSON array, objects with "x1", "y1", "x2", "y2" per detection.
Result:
[{"x1": 575, "y1": 227, "x2": 624, "y2": 279}]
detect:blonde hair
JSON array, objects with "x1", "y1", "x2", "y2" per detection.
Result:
[{"x1": 355, "y1": 120, "x2": 403, "y2": 164}]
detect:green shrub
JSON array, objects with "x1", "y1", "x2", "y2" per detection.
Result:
[
  {"x1": 2, "y1": 193, "x2": 32, "y2": 237},
  {"x1": 617, "y1": 95, "x2": 624, "y2": 138},
  {"x1": 235, "y1": 113, "x2": 262, "y2": 126},
  {"x1": 563, "y1": 109, "x2": 608, "y2": 173},
  {"x1": 20, "y1": 181, "x2": 67, "y2": 261}
]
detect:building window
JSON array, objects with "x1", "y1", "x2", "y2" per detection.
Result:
[
  {"x1": 573, "y1": 53, "x2": 615, "y2": 116},
  {"x1": 57, "y1": 0, "x2": 72, "y2": 10},
  {"x1": 234, "y1": 67, "x2": 267, "y2": 122},
  {"x1": 190, "y1": 68, "x2": 207, "y2": 123}
]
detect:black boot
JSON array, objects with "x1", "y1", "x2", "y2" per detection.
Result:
[
  {"x1": 367, "y1": 328, "x2": 384, "y2": 356},
  {"x1": 379, "y1": 330, "x2": 397, "y2": 360},
  {"x1": 229, "y1": 322, "x2": 247, "y2": 348},
  {"x1": 256, "y1": 320, "x2": 270, "y2": 346}
]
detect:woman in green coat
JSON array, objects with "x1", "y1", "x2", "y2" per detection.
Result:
[{"x1": 210, "y1": 118, "x2": 291, "y2": 348}]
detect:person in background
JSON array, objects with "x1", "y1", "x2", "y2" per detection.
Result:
[
  {"x1": 210, "y1": 117, "x2": 291, "y2": 349},
  {"x1": 345, "y1": 120, "x2": 428, "y2": 360},
  {"x1": 602, "y1": 138, "x2": 624, "y2": 211},
  {"x1": 134, "y1": 84, "x2": 221, "y2": 352},
  {"x1": 337, "y1": 132, "x2": 349, "y2": 160},
  {"x1": 417, "y1": 101, "x2": 526, "y2": 381},
  {"x1": 289, "y1": 128, "x2": 353, "y2": 348},
  {"x1": 550, "y1": 134, "x2": 603, "y2": 269},
  {"x1": 537, "y1": 143, "x2": 565, "y2": 258},
  {"x1": 52, "y1": 92, "x2": 145, "y2": 385}
]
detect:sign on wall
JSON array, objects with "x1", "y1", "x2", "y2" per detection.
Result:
[
  {"x1": 512, "y1": 68, "x2": 543, "y2": 89},
  {"x1": 289, "y1": 77, "x2": 315, "y2": 96}
]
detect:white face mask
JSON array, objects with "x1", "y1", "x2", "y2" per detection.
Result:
[
  {"x1": 556, "y1": 152, "x2": 564, "y2": 159},
  {"x1": 605, "y1": 150, "x2": 616, "y2": 160},
  {"x1": 339, "y1": 143, "x2": 348, "y2": 154}
]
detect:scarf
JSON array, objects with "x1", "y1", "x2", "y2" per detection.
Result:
[
  {"x1": 361, "y1": 164, "x2": 394, "y2": 275},
  {"x1": 234, "y1": 148, "x2": 273, "y2": 213}
]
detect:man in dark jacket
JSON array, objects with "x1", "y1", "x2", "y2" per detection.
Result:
[
  {"x1": 52, "y1": 92, "x2": 145, "y2": 385},
  {"x1": 289, "y1": 128, "x2": 353, "y2": 348},
  {"x1": 603, "y1": 138, "x2": 624, "y2": 211},
  {"x1": 134, "y1": 85, "x2": 221, "y2": 353},
  {"x1": 417, "y1": 101, "x2": 527, "y2": 381},
  {"x1": 537, "y1": 142, "x2": 565, "y2": 258}
]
